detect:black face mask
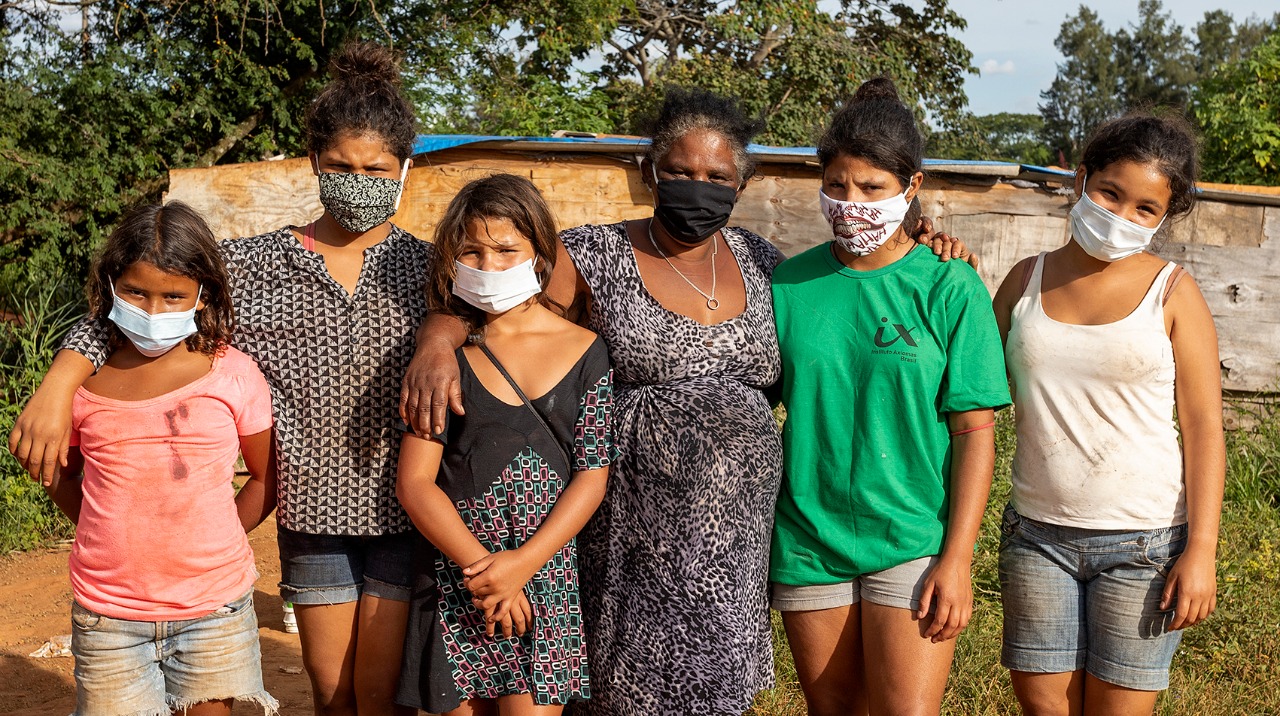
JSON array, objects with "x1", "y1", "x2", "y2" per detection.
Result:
[{"x1": 652, "y1": 172, "x2": 738, "y2": 245}]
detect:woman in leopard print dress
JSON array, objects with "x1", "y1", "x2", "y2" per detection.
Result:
[{"x1": 406, "y1": 88, "x2": 783, "y2": 714}]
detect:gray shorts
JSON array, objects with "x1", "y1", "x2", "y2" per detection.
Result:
[{"x1": 771, "y1": 555, "x2": 938, "y2": 612}]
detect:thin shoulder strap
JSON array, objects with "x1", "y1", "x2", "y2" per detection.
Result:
[
  {"x1": 477, "y1": 343, "x2": 574, "y2": 470},
  {"x1": 1019, "y1": 256, "x2": 1036, "y2": 295},
  {"x1": 1162, "y1": 265, "x2": 1186, "y2": 306},
  {"x1": 302, "y1": 222, "x2": 316, "y2": 252}
]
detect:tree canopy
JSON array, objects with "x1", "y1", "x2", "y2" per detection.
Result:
[
  {"x1": 1, "y1": 0, "x2": 975, "y2": 290},
  {"x1": 1192, "y1": 30, "x2": 1280, "y2": 186},
  {"x1": 1037, "y1": 1, "x2": 1278, "y2": 166}
]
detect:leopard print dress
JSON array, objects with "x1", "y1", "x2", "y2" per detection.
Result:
[{"x1": 560, "y1": 222, "x2": 784, "y2": 715}]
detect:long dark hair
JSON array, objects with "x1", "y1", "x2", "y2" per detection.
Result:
[
  {"x1": 86, "y1": 202, "x2": 233, "y2": 356},
  {"x1": 819, "y1": 77, "x2": 925, "y2": 234},
  {"x1": 1080, "y1": 110, "x2": 1199, "y2": 221},
  {"x1": 428, "y1": 174, "x2": 563, "y2": 332}
]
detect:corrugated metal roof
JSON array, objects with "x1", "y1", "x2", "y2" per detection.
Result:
[{"x1": 411, "y1": 134, "x2": 1278, "y2": 206}]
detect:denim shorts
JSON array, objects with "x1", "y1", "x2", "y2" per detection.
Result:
[
  {"x1": 771, "y1": 555, "x2": 938, "y2": 612},
  {"x1": 998, "y1": 504, "x2": 1187, "y2": 691},
  {"x1": 70, "y1": 590, "x2": 277, "y2": 716},
  {"x1": 277, "y1": 526, "x2": 416, "y2": 605}
]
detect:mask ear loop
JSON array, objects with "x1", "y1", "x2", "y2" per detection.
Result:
[{"x1": 393, "y1": 157, "x2": 412, "y2": 212}]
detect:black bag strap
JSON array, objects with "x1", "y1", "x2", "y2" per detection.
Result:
[{"x1": 477, "y1": 343, "x2": 574, "y2": 470}]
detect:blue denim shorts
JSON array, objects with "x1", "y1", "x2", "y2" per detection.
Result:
[
  {"x1": 998, "y1": 504, "x2": 1187, "y2": 691},
  {"x1": 70, "y1": 590, "x2": 277, "y2": 716},
  {"x1": 276, "y1": 526, "x2": 416, "y2": 605}
]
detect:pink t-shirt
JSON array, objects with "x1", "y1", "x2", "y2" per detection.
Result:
[{"x1": 68, "y1": 346, "x2": 274, "y2": 620}]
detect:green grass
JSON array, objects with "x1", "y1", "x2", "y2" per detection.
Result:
[
  {"x1": 0, "y1": 281, "x2": 80, "y2": 552},
  {"x1": 750, "y1": 406, "x2": 1280, "y2": 715}
]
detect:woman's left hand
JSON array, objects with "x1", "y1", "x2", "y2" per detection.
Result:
[
  {"x1": 915, "y1": 216, "x2": 979, "y2": 268},
  {"x1": 463, "y1": 550, "x2": 537, "y2": 607},
  {"x1": 918, "y1": 553, "x2": 974, "y2": 643},
  {"x1": 1163, "y1": 546, "x2": 1218, "y2": 630}
]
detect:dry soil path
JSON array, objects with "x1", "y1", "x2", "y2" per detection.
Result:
[{"x1": 0, "y1": 518, "x2": 323, "y2": 714}]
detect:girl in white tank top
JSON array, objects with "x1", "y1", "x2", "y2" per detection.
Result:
[{"x1": 991, "y1": 112, "x2": 1225, "y2": 713}]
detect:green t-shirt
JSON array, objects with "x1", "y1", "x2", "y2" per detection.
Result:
[{"x1": 770, "y1": 243, "x2": 1010, "y2": 586}]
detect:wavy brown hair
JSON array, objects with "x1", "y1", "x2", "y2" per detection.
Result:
[
  {"x1": 427, "y1": 174, "x2": 562, "y2": 333},
  {"x1": 86, "y1": 202, "x2": 233, "y2": 356}
]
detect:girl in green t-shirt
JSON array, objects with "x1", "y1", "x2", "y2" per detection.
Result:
[{"x1": 770, "y1": 77, "x2": 1010, "y2": 715}]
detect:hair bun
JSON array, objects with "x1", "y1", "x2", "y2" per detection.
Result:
[
  {"x1": 328, "y1": 42, "x2": 402, "y2": 87},
  {"x1": 851, "y1": 77, "x2": 901, "y2": 104}
]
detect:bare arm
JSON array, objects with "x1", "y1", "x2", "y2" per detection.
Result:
[
  {"x1": 396, "y1": 431, "x2": 535, "y2": 636},
  {"x1": 9, "y1": 350, "x2": 95, "y2": 486},
  {"x1": 400, "y1": 235, "x2": 591, "y2": 436},
  {"x1": 919, "y1": 408, "x2": 997, "y2": 642},
  {"x1": 992, "y1": 257, "x2": 1037, "y2": 347},
  {"x1": 43, "y1": 447, "x2": 85, "y2": 523},
  {"x1": 1162, "y1": 275, "x2": 1225, "y2": 630},
  {"x1": 234, "y1": 428, "x2": 277, "y2": 533},
  {"x1": 463, "y1": 467, "x2": 607, "y2": 603},
  {"x1": 400, "y1": 314, "x2": 469, "y2": 436}
]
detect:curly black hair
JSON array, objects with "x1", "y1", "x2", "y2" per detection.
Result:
[
  {"x1": 643, "y1": 87, "x2": 766, "y2": 182},
  {"x1": 1080, "y1": 110, "x2": 1199, "y2": 220},
  {"x1": 306, "y1": 42, "x2": 417, "y2": 161}
]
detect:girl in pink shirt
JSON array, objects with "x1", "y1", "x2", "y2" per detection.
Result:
[{"x1": 45, "y1": 202, "x2": 278, "y2": 716}]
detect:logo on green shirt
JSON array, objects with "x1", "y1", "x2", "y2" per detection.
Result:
[{"x1": 874, "y1": 317, "x2": 918, "y2": 348}]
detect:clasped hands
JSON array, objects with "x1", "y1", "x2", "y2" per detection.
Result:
[{"x1": 462, "y1": 549, "x2": 538, "y2": 639}]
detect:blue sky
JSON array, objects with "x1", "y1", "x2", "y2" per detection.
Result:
[{"x1": 951, "y1": 0, "x2": 1278, "y2": 115}]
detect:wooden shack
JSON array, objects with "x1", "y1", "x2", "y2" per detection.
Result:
[{"x1": 165, "y1": 135, "x2": 1280, "y2": 399}]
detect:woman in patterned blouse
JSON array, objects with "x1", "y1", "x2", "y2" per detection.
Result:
[{"x1": 10, "y1": 43, "x2": 431, "y2": 716}]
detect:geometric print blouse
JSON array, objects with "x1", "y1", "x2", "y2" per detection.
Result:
[{"x1": 61, "y1": 225, "x2": 434, "y2": 535}]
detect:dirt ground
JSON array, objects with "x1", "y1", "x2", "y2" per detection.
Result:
[{"x1": 0, "y1": 517, "x2": 322, "y2": 715}]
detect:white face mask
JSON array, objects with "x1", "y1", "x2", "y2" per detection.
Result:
[
  {"x1": 451, "y1": 259, "x2": 542, "y2": 314},
  {"x1": 819, "y1": 188, "x2": 911, "y2": 256},
  {"x1": 107, "y1": 281, "x2": 202, "y2": 357},
  {"x1": 1070, "y1": 175, "x2": 1164, "y2": 262}
]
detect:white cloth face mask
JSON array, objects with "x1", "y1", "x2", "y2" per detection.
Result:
[
  {"x1": 819, "y1": 188, "x2": 911, "y2": 256},
  {"x1": 107, "y1": 280, "x2": 202, "y2": 357},
  {"x1": 1069, "y1": 175, "x2": 1164, "y2": 262},
  {"x1": 451, "y1": 259, "x2": 542, "y2": 314}
]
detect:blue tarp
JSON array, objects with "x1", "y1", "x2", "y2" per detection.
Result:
[{"x1": 409, "y1": 134, "x2": 1074, "y2": 178}]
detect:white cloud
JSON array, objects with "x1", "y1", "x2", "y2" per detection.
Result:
[{"x1": 980, "y1": 59, "x2": 1017, "y2": 75}]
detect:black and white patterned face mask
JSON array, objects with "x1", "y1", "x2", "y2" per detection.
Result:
[{"x1": 316, "y1": 159, "x2": 410, "y2": 234}]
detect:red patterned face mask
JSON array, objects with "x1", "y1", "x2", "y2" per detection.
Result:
[{"x1": 819, "y1": 188, "x2": 911, "y2": 256}]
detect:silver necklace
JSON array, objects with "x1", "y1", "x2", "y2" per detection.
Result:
[{"x1": 647, "y1": 221, "x2": 719, "y2": 310}]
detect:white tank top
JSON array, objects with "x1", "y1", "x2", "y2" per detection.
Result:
[{"x1": 1006, "y1": 253, "x2": 1185, "y2": 529}]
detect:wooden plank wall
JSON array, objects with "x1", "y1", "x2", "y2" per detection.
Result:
[{"x1": 166, "y1": 148, "x2": 1279, "y2": 393}]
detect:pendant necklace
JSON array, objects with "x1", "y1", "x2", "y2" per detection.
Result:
[{"x1": 647, "y1": 221, "x2": 720, "y2": 310}]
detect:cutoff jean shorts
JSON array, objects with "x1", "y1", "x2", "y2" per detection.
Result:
[
  {"x1": 277, "y1": 525, "x2": 416, "y2": 605},
  {"x1": 998, "y1": 504, "x2": 1187, "y2": 691},
  {"x1": 70, "y1": 589, "x2": 277, "y2": 716}
]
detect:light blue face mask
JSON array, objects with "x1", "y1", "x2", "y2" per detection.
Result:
[{"x1": 107, "y1": 280, "x2": 202, "y2": 357}]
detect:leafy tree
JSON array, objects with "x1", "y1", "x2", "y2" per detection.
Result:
[
  {"x1": 1038, "y1": 7, "x2": 1124, "y2": 165},
  {"x1": 0, "y1": 0, "x2": 392, "y2": 289},
  {"x1": 1, "y1": 0, "x2": 977, "y2": 293},
  {"x1": 931, "y1": 113, "x2": 1053, "y2": 166},
  {"x1": 1113, "y1": 0, "x2": 1197, "y2": 108},
  {"x1": 1037, "y1": 2, "x2": 1276, "y2": 165},
  {"x1": 1192, "y1": 30, "x2": 1280, "y2": 186},
  {"x1": 433, "y1": 0, "x2": 976, "y2": 147}
]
